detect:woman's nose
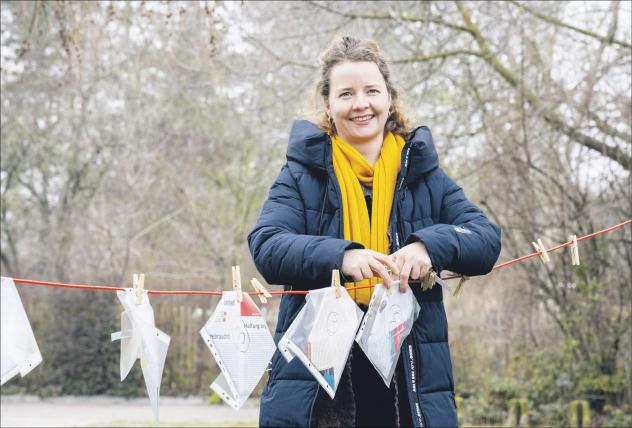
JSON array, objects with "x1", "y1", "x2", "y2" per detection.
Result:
[{"x1": 352, "y1": 93, "x2": 370, "y2": 110}]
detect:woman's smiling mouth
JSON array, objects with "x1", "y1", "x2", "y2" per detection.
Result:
[{"x1": 350, "y1": 114, "x2": 375, "y2": 124}]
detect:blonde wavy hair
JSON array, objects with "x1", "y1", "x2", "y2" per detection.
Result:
[{"x1": 313, "y1": 36, "x2": 412, "y2": 138}]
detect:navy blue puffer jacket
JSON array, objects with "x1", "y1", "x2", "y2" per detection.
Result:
[{"x1": 248, "y1": 120, "x2": 502, "y2": 427}]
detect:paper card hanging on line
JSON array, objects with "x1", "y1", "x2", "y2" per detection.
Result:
[
  {"x1": 1, "y1": 277, "x2": 43, "y2": 385},
  {"x1": 278, "y1": 286, "x2": 363, "y2": 399},
  {"x1": 200, "y1": 291, "x2": 276, "y2": 409},
  {"x1": 111, "y1": 289, "x2": 170, "y2": 424},
  {"x1": 355, "y1": 281, "x2": 420, "y2": 387}
]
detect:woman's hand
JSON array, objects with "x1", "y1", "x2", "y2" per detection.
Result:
[
  {"x1": 390, "y1": 242, "x2": 432, "y2": 291},
  {"x1": 341, "y1": 249, "x2": 399, "y2": 286}
]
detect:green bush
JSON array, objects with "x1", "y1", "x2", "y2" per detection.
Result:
[
  {"x1": 459, "y1": 393, "x2": 505, "y2": 426},
  {"x1": 600, "y1": 405, "x2": 632, "y2": 428},
  {"x1": 529, "y1": 401, "x2": 568, "y2": 427}
]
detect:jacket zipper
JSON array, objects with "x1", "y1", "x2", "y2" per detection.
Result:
[
  {"x1": 306, "y1": 138, "x2": 339, "y2": 426},
  {"x1": 394, "y1": 141, "x2": 428, "y2": 427},
  {"x1": 393, "y1": 144, "x2": 411, "y2": 249},
  {"x1": 405, "y1": 331, "x2": 428, "y2": 427},
  {"x1": 328, "y1": 134, "x2": 428, "y2": 427}
]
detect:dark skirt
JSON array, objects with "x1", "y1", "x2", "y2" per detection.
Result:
[
  {"x1": 317, "y1": 304, "x2": 414, "y2": 427},
  {"x1": 352, "y1": 340, "x2": 414, "y2": 427}
]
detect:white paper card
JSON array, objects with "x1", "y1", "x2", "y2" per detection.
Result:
[
  {"x1": 112, "y1": 289, "x2": 170, "y2": 424},
  {"x1": 200, "y1": 291, "x2": 276, "y2": 409},
  {"x1": 1, "y1": 277, "x2": 43, "y2": 385},
  {"x1": 278, "y1": 286, "x2": 363, "y2": 399},
  {"x1": 355, "y1": 282, "x2": 420, "y2": 386}
]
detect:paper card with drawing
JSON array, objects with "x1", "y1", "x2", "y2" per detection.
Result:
[
  {"x1": 355, "y1": 281, "x2": 420, "y2": 386},
  {"x1": 278, "y1": 286, "x2": 363, "y2": 399},
  {"x1": 200, "y1": 291, "x2": 276, "y2": 409},
  {"x1": 1, "y1": 277, "x2": 43, "y2": 386},
  {"x1": 111, "y1": 289, "x2": 170, "y2": 424}
]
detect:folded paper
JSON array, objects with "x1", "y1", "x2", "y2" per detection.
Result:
[
  {"x1": 200, "y1": 291, "x2": 275, "y2": 409},
  {"x1": 111, "y1": 289, "x2": 170, "y2": 423},
  {"x1": 278, "y1": 286, "x2": 363, "y2": 399},
  {"x1": 355, "y1": 282, "x2": 420, "y2": 386},
  {"x1": 1, "y1": 277, "x2": 43, "y2": 385}
]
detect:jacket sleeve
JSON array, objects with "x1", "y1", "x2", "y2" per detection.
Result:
[
  {"x1": 404, "y1": 168, "x2": 501, "y2": 276},
  {"x1": 248, "y1": 164, "x2": 363, "y2": 289}
]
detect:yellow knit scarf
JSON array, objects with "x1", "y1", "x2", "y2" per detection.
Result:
[{"x1": 332, "y1": 132, "x2": 405, "y2": 305}]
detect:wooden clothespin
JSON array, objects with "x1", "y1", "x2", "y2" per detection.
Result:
[
  {"x1": 231, "y1": 266, "x2": 243, "y2": 302},
  {"x1": 385, "y1": 267, "x2": 393, "y2": 296},
  {"x1": 133, "y1": 273, "x2": 145, "y2": 305},
  {"x1": 531, "y1": 238, "x2": 550, "y2": 264},
  {"x1": 256, "y1": 279, "x2": 272, "y2": 299},
  {"x1": 331, "y1": 269, "x2": 342, "y2": 298},
  {"x1": 569, "y1": 235, "x2": 580, "y2": 266},
  {"x1": 422, "y1": 270, "x2": 437, "y2": 291},
  {"x1": 453, "y1": 275, "x2": 469, "y2": 297},
  {"x1": 250, "y1": 278, "x2": 272, "y2": 304}
]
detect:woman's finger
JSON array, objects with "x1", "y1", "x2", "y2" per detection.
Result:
[
  {"x1": 351, "y1": 268, "x2": 363, "y2": 282},
  {"x1": 410, "y1": 264, "x2": 421, "y2": 281},
  {"x1": 369, "y1": 259, "x2": 392, "y2": 286},
  {"x1": 399, "y1": 260, "x2": 413, "y2": 289},
  {"x1": 360, "y1": 264, "x2": 373, "y2": 281},
  {"x1": 373, "y1": 252, "x2": 400, "y2": 276},
  {"x1": 398, "y1": 280, "x2": 408, "y2": 293},
  {"x1": 394, "y1": 252, "x2": 406, "y2": 276}
]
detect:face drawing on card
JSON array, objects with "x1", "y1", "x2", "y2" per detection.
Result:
[
  {"x1": 389, "y1": 305, "x2": 402, "y2": 326},
  {"x1": 326, "y1": 312, "x2": 339, "y2": 336},
  {"x1": 355, "y1": 283, "x2": 421, "y2": 386},
  {"x1": 278, "y1": 287, "x2": 364, "y2": 399},
  {"x1": 230, "y1": 319, "x2": 250, "y2": 353},
  {"x1": 200, "y1": 291, "x2": 276, "y2": 410}
]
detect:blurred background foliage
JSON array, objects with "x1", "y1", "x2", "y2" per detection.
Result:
[{"x1": 1, "y1": 1, "x2": 630, "y2": 426}]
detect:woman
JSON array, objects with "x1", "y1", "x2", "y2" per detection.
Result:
[{"x1": 248, "y1": 36, "x2": 501, "y2": 427}]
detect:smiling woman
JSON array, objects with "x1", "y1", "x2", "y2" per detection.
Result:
[
  {"x1": 317, "y1": 38, "x2": 410, "y2": 161},
  {"x1": 324, "y1": 61, "x2": 391, "y2": 166},
  {"x1": 248, "y1": 36, "x2": 502, "y2": 427}
]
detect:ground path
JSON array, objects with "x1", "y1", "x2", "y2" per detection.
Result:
[{"x1": 0, "y1": 395, "x2": 259, "y2": 427}]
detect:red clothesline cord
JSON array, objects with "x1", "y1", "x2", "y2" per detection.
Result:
[
  {"x1": 11, "y1": 219, "x2": 631, "y2": 296},
  {"x1": 441, "y1": 218, "x2": 632, "y2": 280}
]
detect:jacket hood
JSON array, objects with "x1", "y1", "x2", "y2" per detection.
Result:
[{"x1": 286, "y1": 120, "x2": 439, "y2": 182}]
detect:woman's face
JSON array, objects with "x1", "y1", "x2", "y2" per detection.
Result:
[{"x1": 325, "y1": 61, "x2": 391, "y2": 145}]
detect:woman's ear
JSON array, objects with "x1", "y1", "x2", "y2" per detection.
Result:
[{"x1": 324, "y1": 102, "x2": 331, "y2": 119}]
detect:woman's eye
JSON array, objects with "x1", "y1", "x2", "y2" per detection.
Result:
[
  {"x1": 368, "y1": 89, "x2": 380, "y2": 94},
  {"x1": 339, "y1": 92, "x2": 351, "y2": 98}
]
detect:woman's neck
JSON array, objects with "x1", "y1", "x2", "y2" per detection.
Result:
[{"x1": 345, "y1": 133, "x2": 383, "y2": 167}]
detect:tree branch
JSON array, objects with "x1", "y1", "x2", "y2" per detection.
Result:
[
  {"x1": 510, "y1": 0, "x2": 631, "y2": 49},
  {"x1": 391, "y1": 49, "x2": 482, "y2": 63},
  {"x1": 243, "y1": 34, "x2": 317, "y2": 70},
  {"x1": 456, "y1": 2, "x2": 632, "y2": 171},
  {"x1": 306, "y1": 1, "x2": 473, "y2": 34}
]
